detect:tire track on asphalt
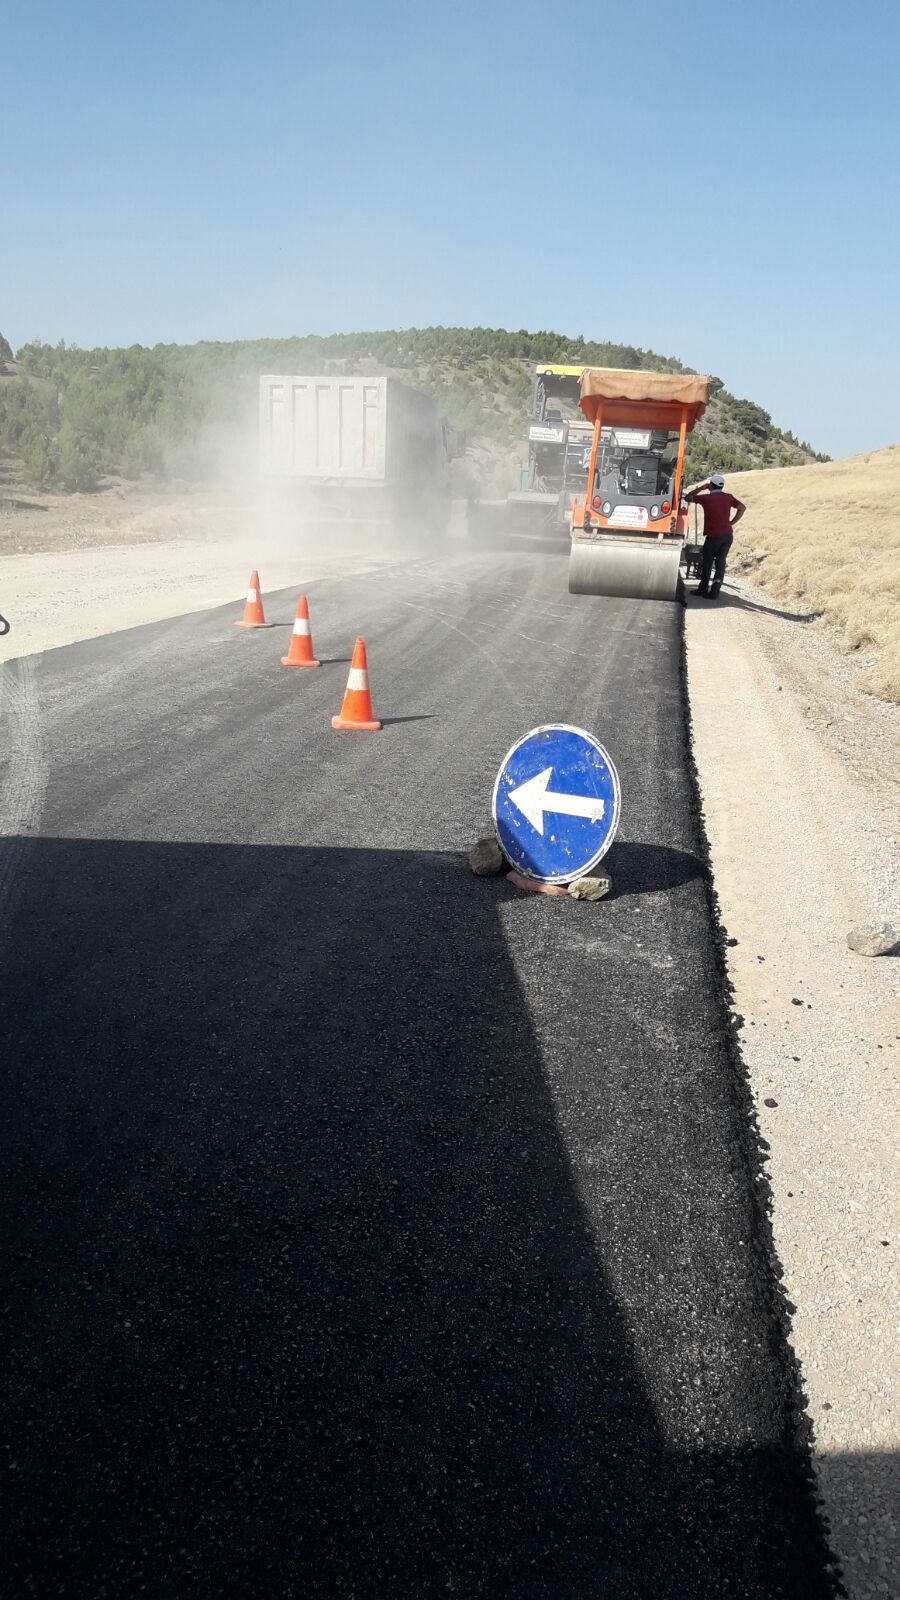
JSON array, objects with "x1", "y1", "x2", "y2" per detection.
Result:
[{"x1": 0, "y1": 656, "x2": 49, "y2": 940}]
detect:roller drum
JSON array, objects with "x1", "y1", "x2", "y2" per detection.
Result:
[{"x1": 568, "y1": 537, "x2": 683, "y2": 602}]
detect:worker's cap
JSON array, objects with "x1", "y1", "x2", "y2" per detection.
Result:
[{"x1": 710, "y1": 471, "x2": 725, "y2": 487}]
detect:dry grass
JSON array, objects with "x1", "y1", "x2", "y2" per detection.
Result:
[{"x1": 724, "y1": 445, "x2": 900, "y2": 702}]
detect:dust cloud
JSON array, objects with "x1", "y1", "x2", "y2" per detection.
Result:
[
  {"x1": 0, "y1": 376, "x2": 472, "y2": 662},
  {"x1": 155, "y1": 380, "x2": 473, "y2": 574}
]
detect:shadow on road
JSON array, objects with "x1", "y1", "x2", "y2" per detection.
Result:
[
  {"x1": 687, "y1": 584, "x2": 821, "y2": 624},
  {"x1": 606, "y1": 839, "x2": 705, "y2": 897},
  {"x1": 380, "y1": 712, "x2": 437, "y2": 726},
  {"x1": 1, "y1": 838, "x2": 833, "y2": 1597}
]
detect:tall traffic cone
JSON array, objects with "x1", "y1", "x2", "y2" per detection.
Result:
[
  {"x1": 281, "y1": 594, "x2": 321, "y2": 668},
  {"x1": 331, "y1": 638, "x2": 381, "y2": 731},
  {"x1": 235, "y1": 569, "x2": 269, "y2": 628}
]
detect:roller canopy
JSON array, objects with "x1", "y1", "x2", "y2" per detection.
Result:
[{"x1": 579, "y1": 368, "x2": 709, "y2": 432}]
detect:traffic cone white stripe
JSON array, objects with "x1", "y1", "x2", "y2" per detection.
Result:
[
  {"x1": 247, "y1": 587, "x2": 258, "y2": 603},
  {"x1": 292, "y1": 617, "x2": 311, "y2": 636},
  {"x1": 331, "y1": 636, "x2": 380, "y2": 730}
]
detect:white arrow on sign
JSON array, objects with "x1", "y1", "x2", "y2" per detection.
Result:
[{"x1": 508, "y1": 766, "x2": 605, "y2": 836}]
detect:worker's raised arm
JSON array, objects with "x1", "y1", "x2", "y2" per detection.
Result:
[{"x1": 684, "y1": 481, "x2": 709, "y2": 502}]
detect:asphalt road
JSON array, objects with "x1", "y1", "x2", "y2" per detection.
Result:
[{"x1": 1, "y1": 548, "x2": 835, "y2": 1597}]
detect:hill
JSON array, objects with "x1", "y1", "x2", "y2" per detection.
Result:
[
  {"x1": 727, "y1": 445, "x2": 900, "y2": 702},
  {"x1": 0, "y1": 327, "x2": 827, "y2": 496}
]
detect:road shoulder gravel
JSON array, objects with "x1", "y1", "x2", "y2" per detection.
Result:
[
  {"x1": 0, "y1": 487, "x2": 390, "y2": 662},
  {"x1": 685, "y1": 575, "x2": 899, "y2": 1600}
]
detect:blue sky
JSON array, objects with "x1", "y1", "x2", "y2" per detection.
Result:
[{"x1": 4, "y1": 0, "x2": 898, "y2": 456}]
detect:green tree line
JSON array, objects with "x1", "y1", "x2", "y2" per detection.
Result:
[{"x1": 0, "y1": 327, "x2": 828, "y2": 492}]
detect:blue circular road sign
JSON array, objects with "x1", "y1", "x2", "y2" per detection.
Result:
[{"x1": 492, "y1": 724, "x2": 621, "y2": 884}]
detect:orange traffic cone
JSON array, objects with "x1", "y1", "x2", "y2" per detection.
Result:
[
  {"x1": 331, "y1": 638, "x2": 381, "y2": 731},
  {"x1": 281, "y1": 594, "x2": 321, "y2": 668},
  {"x1": 235, "y1": 569, "x2": 269, "y2": 628}
]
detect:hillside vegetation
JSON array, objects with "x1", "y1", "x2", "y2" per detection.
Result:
[
  {"x1": 729, "y1": 446, "x2": 900, "y2": 702},
  {"x1": 0, "y1": 327, "x2": 827, "y2": 495}
]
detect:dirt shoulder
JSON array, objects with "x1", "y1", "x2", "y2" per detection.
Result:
[
  {"x1": 685, "y1": 575, "x2": 899, "y2": 1600},
  {"x1": 0, "y1": 487, "x2": 386, "y2": 661}
]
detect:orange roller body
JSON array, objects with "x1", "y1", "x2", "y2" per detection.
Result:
[
  {"x1": 235, "y1": 569, "x2": 270, "y2": 628},
  {"x1": 281, "y1": 595, "x2": 321, "y2": 667},
  {"x1": 331, "y1": 637, "x2": 381, "y2": 731}
]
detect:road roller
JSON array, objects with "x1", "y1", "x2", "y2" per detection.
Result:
[{"x1": 568, "y1": 368, "x2": 710, "y2": 600}]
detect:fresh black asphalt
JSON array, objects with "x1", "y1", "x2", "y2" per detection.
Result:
[{"x1": 1, "y1": 549, "x2": 835, "y2": 1596}]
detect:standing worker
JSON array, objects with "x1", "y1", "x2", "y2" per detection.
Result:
[{"x1": 685, "y1": 472, "x2": 746, "y2": 598}]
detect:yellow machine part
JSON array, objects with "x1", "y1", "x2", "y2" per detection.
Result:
[
  {"x1": 534, "y1": 364, "x2": 585, "y2": 378},
  {"x1": 568, "y1": 535, "x2": 683, "y2": 601}
]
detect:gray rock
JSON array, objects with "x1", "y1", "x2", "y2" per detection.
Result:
[
  {"x1": 468, "y1": 837, "x2": 504, "y2": 876},
  {"x1": 568, "y1": 872, "x2": 612, "y2": 902},
  {"x1": 846, "y1": 922, "x2": 899, "y2": 957}
]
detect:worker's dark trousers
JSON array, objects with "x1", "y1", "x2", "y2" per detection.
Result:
[{"x1": 699, "y1": 533, "x2": 733, "y2": 591}]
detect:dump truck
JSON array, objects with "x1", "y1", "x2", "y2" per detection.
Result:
[
  {"x1": 259, "y1": 374, "x2": 456, "y2": 538},
  {"x1": 568, "y1": 368, "x2": 710, "y2": 600}
]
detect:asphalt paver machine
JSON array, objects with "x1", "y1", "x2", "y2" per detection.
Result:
[
  {"x1": 506, "y1": 365, "x2": 592, "y2": 540},
  {"x1": 568, "y1": 368, "x2": 710, "y2": 600}
]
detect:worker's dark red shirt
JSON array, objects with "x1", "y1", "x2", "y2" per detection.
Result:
[{"x1": 686, "y1": 489, "x2": 741, "y2": 537}]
